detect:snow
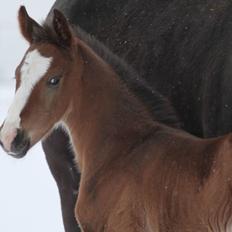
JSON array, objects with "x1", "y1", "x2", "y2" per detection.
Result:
[{"x1": 0, "y1": 1, "x2": 64, "y2": 231}]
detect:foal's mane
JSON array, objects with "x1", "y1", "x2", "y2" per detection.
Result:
[{"x1": 33, "y1": 21, "x2": 180, "y2": 128}]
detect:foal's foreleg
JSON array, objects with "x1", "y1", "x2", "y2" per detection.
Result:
[{"x1": 42, "y1": 128, "x2": 81, "y2": 232}]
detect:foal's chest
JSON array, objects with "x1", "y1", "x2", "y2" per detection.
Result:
[{"x1": 76, "y1": 172, "x2": 144, "y2": 231}]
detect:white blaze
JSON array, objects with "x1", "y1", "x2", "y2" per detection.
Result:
[{"x1": 0, "y1": 49, "x2": 52, "y2": 151}]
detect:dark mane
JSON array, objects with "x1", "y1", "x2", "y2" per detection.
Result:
[{"x1": 34, "y1": 22, "x2": 180, "y2": 128}]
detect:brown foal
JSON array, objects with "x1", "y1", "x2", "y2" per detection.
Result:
[{"x1": 1, "y1": 6, "x2": 232, "y2": 232}]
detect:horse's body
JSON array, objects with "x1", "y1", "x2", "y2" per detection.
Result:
[
  {"x1": 1, "y1": 7, "x2": 232, "y2": 231},
  {"x1": 47, "y1": 0, "x2": 232, "y2": 137},
  {"x1": 40, "y1": 1, "x2": 232, "y2": 231},
  {"x1": 76, "y1": 127, "x2": 232, "y2": 232}
]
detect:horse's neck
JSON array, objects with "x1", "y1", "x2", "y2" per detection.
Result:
[{"x1": 64, "y1": 41, "x2": 154, "y2": 176}]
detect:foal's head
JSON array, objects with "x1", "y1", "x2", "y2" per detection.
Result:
[{"x1": 0, "y1": 7, "x2": 82, "y2": 158}]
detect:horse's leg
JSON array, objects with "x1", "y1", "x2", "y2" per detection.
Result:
[{"x1": 42, "y1": 128, "x2": 81, "y2": 232}]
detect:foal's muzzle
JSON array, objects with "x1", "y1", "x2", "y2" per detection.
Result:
[
  {"x1": 11, "y1": 129, "x2": 30, "y2": 158},
  {"x1": 0, "y1": 128, "x2": 30, "y2": 159}
]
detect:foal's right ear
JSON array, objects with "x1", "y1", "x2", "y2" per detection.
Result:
[{"x1": 18, "y1": 6, "x2": 43, "y2": 43}]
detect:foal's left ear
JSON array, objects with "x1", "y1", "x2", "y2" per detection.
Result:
[{"x1": 53, "y1": 9, "x2": 75, "y2": 48}]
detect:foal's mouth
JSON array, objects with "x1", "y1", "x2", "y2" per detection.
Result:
[
  {"x1": 8, "y1": 139, "x2": 31, "y2": 159},
  {"x1": 0, "y1": 135, "x2": 31, "y2": 159}
]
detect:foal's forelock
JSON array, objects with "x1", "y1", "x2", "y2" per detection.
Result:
[{"x1": 1, "y1": 49, "x2": 52, "y2": 147}]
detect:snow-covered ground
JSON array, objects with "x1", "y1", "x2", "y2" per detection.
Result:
[{"x1": 0, "y1": 1, "x2": 64, "y2": 231}]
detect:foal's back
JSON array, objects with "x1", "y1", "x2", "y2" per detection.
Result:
[
  {"x1": 99, "y1": 126, "x2": 232, "y2": 232},
  {"x1": 126, "y1": 126, "x2": 232, "y2": 231}
]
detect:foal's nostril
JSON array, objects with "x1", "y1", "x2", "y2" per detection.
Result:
[
  {"x1": 13, "y1": 129, "x2": 25, "y2": 146},
  {"x1": 11, "y1": 129, "x2": 30, "y2": 155}
]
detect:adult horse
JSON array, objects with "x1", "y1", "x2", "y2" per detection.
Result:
[
  {"x1": 2, "y1": 7, "x2": 232, "y2": 231},
  {"x1": 46, "y1": 0, "x2": 232, "y2": 137},
  {"x1": 41, "y1": 0, "x2": 232, "y2": 231}
]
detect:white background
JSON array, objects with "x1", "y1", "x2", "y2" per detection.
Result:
[{"x1": 0, "y1": 1, "x2": 64, "y2": 231}]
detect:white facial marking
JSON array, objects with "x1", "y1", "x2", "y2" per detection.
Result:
[{"x1": 0, "y1": 49, "x2": 52, "y2": 151}]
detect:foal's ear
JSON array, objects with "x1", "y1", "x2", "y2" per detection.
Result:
[
  {"x1": 53, "y1": 9, "x2": 75, "y2": 48},
  {"x1": 18, "y1": 6, "x2": 43, "y2": 43}
]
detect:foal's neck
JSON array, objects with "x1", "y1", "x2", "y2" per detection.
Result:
[{"x1": 64, "y1": 40, "x2": 155, "y2": 176}]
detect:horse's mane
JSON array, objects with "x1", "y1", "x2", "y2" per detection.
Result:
[{"x1": 33, "y1": 22, "x2": 180, "y2": 128}]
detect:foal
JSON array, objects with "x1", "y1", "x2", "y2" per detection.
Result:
[{"x1": 1, "y1": 6, "x2": 232, "y2": 231}]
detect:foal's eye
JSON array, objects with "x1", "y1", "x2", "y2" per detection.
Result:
[{"x1": 47, "y1": 76, "x2": 61, "y2": 87}]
